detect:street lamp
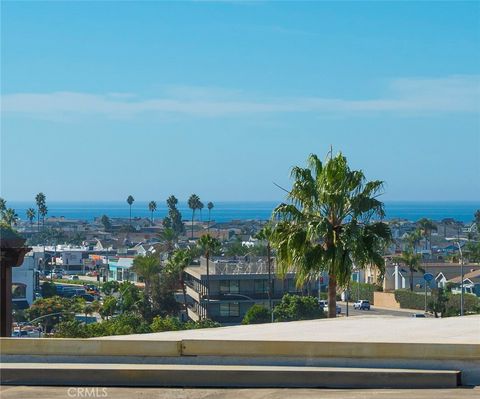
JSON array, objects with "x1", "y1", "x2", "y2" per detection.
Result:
[{"x1": 446, "y1": 237, "x2": 468, "y2": 316}]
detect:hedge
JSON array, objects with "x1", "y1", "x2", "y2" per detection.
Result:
[
  {"x1": 348, "y1": 283, "x2": 382, "y2": 304},
  {"x1": 394, "y1": 289, "x2": 426, "y2": 310}
]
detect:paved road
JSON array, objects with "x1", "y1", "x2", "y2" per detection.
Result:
[
  {"x1": 336, "y1": 302, "x2": 422, "y2": 318},
  {"x1": 1, "y1": 386, "x2": 478, "y2": 399}
]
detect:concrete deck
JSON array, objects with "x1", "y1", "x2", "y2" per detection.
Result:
[
  {"x1": 98, "y1": 314, "x2": 480, "y2": 344},
  {"x1": 2, "y1": 386, "x2": 480, "y2": 399}
]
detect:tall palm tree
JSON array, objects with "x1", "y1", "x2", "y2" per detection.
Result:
[
  {"x1": 148, "y1": 201, "x2": 157, "y2": 223},
  {"x1": 197, "y1": 234, "x2": 221, "y2": 319},
  {"x1": 198, "y1": 201, "x2": 204, "y2": 221},
  {"x1": 255, "y1": 224, "x2": 274, "y2": 321},
  {"x1": 394, "y1": 249, "x2": 423, "y2": 291},
  {"x1": 126, "y1": 195, "x2": 135, "y2": 226},
  {"x1": 131, "y1": 254, "x2": 161, "y2": 296},
  {"x1": 166, "y1": 249, "x2": 193, "y2": 312},
  {"x1": 417, "y1": 218, "x2": 437, "y2": 250},
  {"x1": 39, "y1": 205, "x2": 48, "y2": 229},
  {"x1": 188, "y1": 194, "x2": 200, "y2": 239},
  {"x1": 26, "y1": 208, "x2": 36, "y2": 229},
  {"x1": 271, "y1": 152, "x2": 391, "y2": 318},
  {"x1": 35, "y1": 192, "x2": 46, "y2": 231},
  {"x1": 207, "y1": 202, "x2": 214, "y2": 231}
]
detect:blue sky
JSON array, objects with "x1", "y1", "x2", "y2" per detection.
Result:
[{"x1": 1, "y1": 1, "x2": 479, "y2": 202}]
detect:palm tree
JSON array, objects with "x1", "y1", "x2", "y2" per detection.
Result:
[
  {"x1": 197, "y1": 234, "x2": 221, "y2": 319},
  {"x1": 0, "y1": 197, "x2": 6, "y2": 218},
  {"x1": 394, "y1": 249, "x2": 423, "y2": 291},
  {"x1": 417, "y1": 218, "x2": 437, "y2": 250},
  {"x1": 39, "y1": 204, "x2": 48, "y2": 229},
  {"x1": 255, "y1": 224, "x2": 274, "y2": 321},
  {"x1": 131, "y1": 254, "x2": 161, "y2": 296},
  {"x1": 188, "y1": 194, "x2": 200, "y2": 239},
  {"x1": 198, "y1": 201, "x2": 204, "y2": 221},
  {"x1": 207, "y1": 202, "x2": 214, "y2": 231},
  {"x1": 158, "y1": 227, "x2": 177, "y2": 255},
  {"x1": 35, "y1": 192, "x2": 46, "y2": 231},
  {"x1": 148, "y1": 201, "x2": 157, "y2": 223},
  {"x1": 271, "y1": 152, "x2": 391, "y2": 318},
  {"x1": 126, "y1": 195, "x2": 135, "y2": 226},
  {"x1": 26, "y1": 208, "x2": 36, "y2": 229},
  {"x1": 3, "y1": 208, "x2": 18, "y2": 227},
  {"x1": 167, "y1": 249, "x2": 193, "y2": 312}
]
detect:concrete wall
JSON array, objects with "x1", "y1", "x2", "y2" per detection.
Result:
[{"x1": 374, "y1": 292, "x2": 400, "y2": 309}]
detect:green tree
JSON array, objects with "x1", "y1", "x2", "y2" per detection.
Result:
[
  {"x1": 198, "y1": 201, "x2": 204, "y2": 221},
  {"x1": 242, "y1": 304, "x2": 271, "y2": 325},
  {"x1": 255, "y1": 224, "x2": 274, "y2": 319},
  {"x1": 165, "y1": 195, "x2": 184, "y2": 236},
  {"x1": 158, "y1": 227, "x2": 177, "y2": 255},
  {"x1": 101, "y1": 280, "x2": 120, "y2": 295},
  {"x1": 41, "y1": 281, "x2": 57, "y2": 298},
  {"x1": 26, "y1": 296, "x2": 76, "y2": 332},
  {"x1": 475, "y1": 210, "x2": 480, "y2": 233},
  {"x1": 2, "y1": 208, "x2": 18, "y2": 227},
  {"x1": 100, "y1": 295, "x2": 117, "y2": 320},
  {"x1": 272, "y1": 294, "x2": 324, "y2": 322},
  {"x1": 0, "y1": 197, "x2": 6, "y2": 218},
  {"x1": 150, "y1": 272, "x2": 180, "y2": 317},
  {"x1": 188, "y1": 194, "x2": 201, "y2": 239},
  {"x1": 271, "y1": 152, "x2": 391, "y2": 318},
  {"x1": 197, "y1": 234, "x2": 221, "y2": 319},
  {"x1": 396, "y1": 231, "x2": 424, "y2": 291},
  {"x1": 417, "y1": 218, "x2": 437, "y2": 250},
  {"x1": 166, "y1": 249, "x2": 193, "y2": 312},
  {"x1": 35, "y1": 192, "x2": 46, "y2": 231},
  {"x1": 126, "y1": 195, "x2": 135, "y2": 225},
  {"x1": 39, "y1": 204, "x2": 48, "y2": 229},
  {"x1": 131, "y1": 254, "x2": 161, "y2": 295},
  {"x1": 26, "y1": 208, "x2": 36, "y2": 228},
  {"x1": 465, "y1": 240, "x2": 480, "y2": 263},
  {"x1": 207, "y1": 201, "x2": 214, "y2": 230},
  {"x1": 148, "y1": 200, "x2": 157, "y2": 223},
  {"x1": 100, "y1": 214, "x2": 112, "y2": 231}
]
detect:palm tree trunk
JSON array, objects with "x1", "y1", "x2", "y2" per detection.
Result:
[
  {"x1": 206, "y1": 253, "x2": 210, "y2": 319},
  {"x1": 267, "y1": 243, "x2": 272, "y2": 321},
  {"x1": 181, "y1": 276, "x2": 188, "y2": 312},
  {"x1": 129, "y1": 206, "x2": 132, "y2": 226},
  {"x1": 208, "y1": 210, "x2": 211, "y2": 232},
  {"x1": 191, "y1": 211, "x2": 195, "y2": 239},
  {"x1": 328, "y1": 274, "x2": 337, "y2": 318},
  {"x1": 410, "y1": 270, "x2": 414, "y2": 291}
]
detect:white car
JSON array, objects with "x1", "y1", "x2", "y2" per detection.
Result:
[
  {"x1": 353, "y1": 300, "x2": 371, "y2": 310},
  {"x1": 319, "y1": 300, "x2": 341, "y2": 314}
]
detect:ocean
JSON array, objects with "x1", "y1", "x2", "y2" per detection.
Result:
[{"x1": 8, "y1": 201, "x2": 479, "y2": 224}]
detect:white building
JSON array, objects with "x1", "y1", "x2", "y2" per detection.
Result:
[{"x1": 12, "y1": 250, "x2": 41, "y2": 309}]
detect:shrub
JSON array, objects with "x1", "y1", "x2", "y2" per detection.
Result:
[
  {"x1": 151, "y1": 316, "x2": 183, "y2": 332},
  {"x1": 394, "y1": 289, "x2": 425, "y2": 310},
  {"x1": 242, "y1": 305, "x2": 271, "y2": 325},
  {"x1": 273, "y1": 294, "x2": 325, "y2": 322},
  {"x1": 184, "y1": 319, "x2": 221, "y2": 329},
  {"x1": 444, "y1": 294, "x2": 480, "y2": 317},
  {"x1": 41, "y1": 281, "x2": 57, "y2": 298}
]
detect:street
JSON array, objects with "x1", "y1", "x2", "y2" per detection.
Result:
[{"x1": 336, "y1": 302, "x2": 421, "y2": 318}]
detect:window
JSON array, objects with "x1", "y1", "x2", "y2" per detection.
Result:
[
  {"x1": 255, "y1": 279, "x2": 268, "y2": 293},
  {"x1": 220, "y1": 280, "x2": 239, "y2": 294},
  {"x1": 220, "y1": 302, "x2": 240, "y2": 317},
  {"x1": 12, "y1": 283, "x2": 27, "y2": 299},
  {"x1": 116, "y1": 269, "x2": 123, "y2": 281}
]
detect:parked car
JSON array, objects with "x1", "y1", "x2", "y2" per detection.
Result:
[
  {"x1": 69, "y1": 275, "x2": 80, "y2": 281},
  {"x1": 353, "y1": 300, "x2": 371, "y2": 310},
  {"x1": 412, "y1": 313, "x2": 426, "y2": 318},
  {"x1": 319, "y1": 300, "x2": 341, "y2": 314}
]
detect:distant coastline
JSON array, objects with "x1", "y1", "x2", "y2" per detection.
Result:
[{"x1": 8, "y1": 201, "x2": 479, "y2": 224}]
